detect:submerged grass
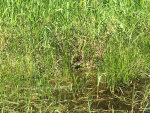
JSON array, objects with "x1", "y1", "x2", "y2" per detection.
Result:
[{"x1": 0, "y1": 0, "x2": 150, "y2": 112}]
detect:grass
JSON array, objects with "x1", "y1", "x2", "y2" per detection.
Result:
[{"x1": 0, "y1": 0, "x2": 150, "y2": 112}]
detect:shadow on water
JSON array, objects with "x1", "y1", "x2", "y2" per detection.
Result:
[{"x1": 67, "y1": 72, "x2": 150, "y2": 113}]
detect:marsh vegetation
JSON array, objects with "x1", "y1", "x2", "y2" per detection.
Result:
[{"x1": 0, "y1": 0, "x2": 150, "y2": 112}]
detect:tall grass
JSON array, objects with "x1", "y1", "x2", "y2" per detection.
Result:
[{"x1": 0, "y1": 0, "x2": 149, "y2": 112}]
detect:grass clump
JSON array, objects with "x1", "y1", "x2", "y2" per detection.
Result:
[{"x1": 0, "y1": 0, "x2": 150, "y2": 112}]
